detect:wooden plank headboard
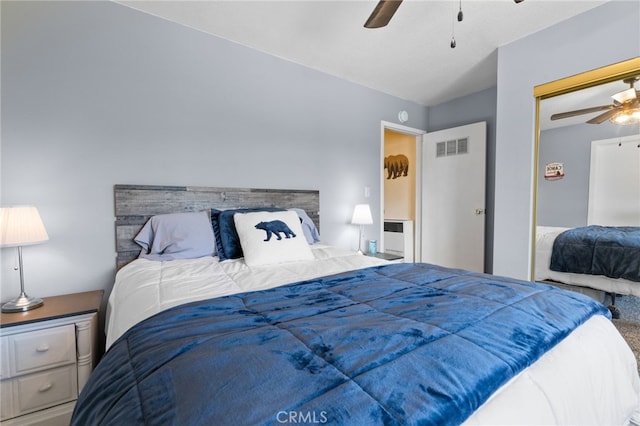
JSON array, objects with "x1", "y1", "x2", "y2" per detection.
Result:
[{"x1": 114, "y1": 184, "x2": 320, "y2": 269}]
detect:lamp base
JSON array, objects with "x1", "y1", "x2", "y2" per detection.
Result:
[{"x1": 2, "y1": 294, "x2": 44, "y2": 313}]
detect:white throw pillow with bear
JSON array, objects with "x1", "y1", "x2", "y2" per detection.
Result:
[{"x1": 234, "y1": 210, "x2": 314, "y2": 266}]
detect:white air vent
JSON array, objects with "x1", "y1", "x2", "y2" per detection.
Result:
[
  {"x1": 446, "y1": 140, "x2": 457, "y2": 155},
  {"x1": 435, "y1": 137, "x2": 469, "y2": 158},
  {"x1": 457, "y1": 137, "x2": 468, "y2": 154}
]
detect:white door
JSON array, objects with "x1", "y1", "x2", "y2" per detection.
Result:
[
  {"x1": 421, "y1": 122, "x2": 486, "y2": 272},
  {"x1": 588, "y1": 135, "x2": 640, "y2": 226}
]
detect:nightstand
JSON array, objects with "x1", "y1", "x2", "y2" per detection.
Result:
[
  {"x1": 0, "y1": 290, "x2": 103, "y2": 425},
  {"x1": 366, "y1": 252, "x2": 404, "y2": 263}
]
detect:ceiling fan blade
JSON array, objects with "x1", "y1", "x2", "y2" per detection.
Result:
[
  {"x1": 586, "y1": 108, "x2": 620, "y2": 124},
  {"x1": 550, "y1": 105, "x2": 614, "y2": 121},
  {"x1": 364, "y1": 0, "x2": 403, "y2": 28}
]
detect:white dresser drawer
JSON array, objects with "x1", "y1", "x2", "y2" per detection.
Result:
[
  {"x1": 0, "y1": 337, "x2": 9, "y2": 379},
  {"x1": 1, "y1": 378, "x2": 12, "y2": 420},
  {"x1": 0, "y1": 291, "x2": 102, "y2": 424},
  {"x1": 1, "y1": 365, "x2": 78, "y2": 420},
  {"x1": 9, "y1": 325, "x2": 76, "y2": 376},
  {"x1": 0, "y1": 401, "x2": 74, "y2": 426}
]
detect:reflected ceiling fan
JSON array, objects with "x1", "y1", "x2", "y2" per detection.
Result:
[
  {"x1": 364, "y1": 0, "x2": 525, "y2": 29},
  {"x1": 550, "y1": 77, "x2": 640, "y2": 125}
]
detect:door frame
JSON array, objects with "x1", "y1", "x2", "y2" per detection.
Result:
[{"x1": 379, "y1": 121, "x2": 426, "y2": 258}]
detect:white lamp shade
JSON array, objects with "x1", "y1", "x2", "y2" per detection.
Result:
[
  {"x1": 351, "y1": 204, "x2": 373, "y2": 225},
  {"x1": 0, "y1": 206, "x2": 49, "y2": 247}
]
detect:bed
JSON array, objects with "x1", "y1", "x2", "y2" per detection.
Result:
[
  {"x1": 536, "y1": 226, "x2": 640, "y2": 317},
  {"x1": 71, "y1": 186, "x2": 640, "y2": 425}
]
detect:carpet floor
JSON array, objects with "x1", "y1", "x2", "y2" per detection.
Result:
[
  {"x1": 610, "y1": 294, "x2": 640, "y2": 324},
  {"x1": 608, "y1": 295, "x2": 640, "y2": 374}
]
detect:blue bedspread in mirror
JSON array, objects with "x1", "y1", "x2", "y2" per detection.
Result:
[
  {"x1": 72, "y1": 263, "x2": 608, "y2": 425},
  {"x1": 550, "y1": 225, "x2": 640, "y2": 282}
]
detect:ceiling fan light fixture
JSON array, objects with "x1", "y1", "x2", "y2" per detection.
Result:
[{"x1": 610, "y1": 108, "x2": 640, "y2": 125}]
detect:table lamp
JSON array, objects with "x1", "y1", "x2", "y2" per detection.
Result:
[
  {"x1": 1, "y1": 206, "x2": 49, "y2": 312},
  {"x1": 351, "y1": 204, "x2": 373, "y2": 255}
]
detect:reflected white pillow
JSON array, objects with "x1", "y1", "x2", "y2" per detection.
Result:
[{"x1": 234, "y1": 210, "x2": 314, "y2": 266}]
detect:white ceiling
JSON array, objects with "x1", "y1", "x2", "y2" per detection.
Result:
[{"x1": 118, "y1": 0, "x2": 609, "y2": 108}]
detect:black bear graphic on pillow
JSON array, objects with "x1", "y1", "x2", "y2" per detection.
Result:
[{"x1": 255, "y1": 220, "x2": 296, "y2": 242}]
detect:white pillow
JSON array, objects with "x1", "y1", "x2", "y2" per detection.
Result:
[{"x1": 234, "y1": 210, "x2": 314, "y2": 266}]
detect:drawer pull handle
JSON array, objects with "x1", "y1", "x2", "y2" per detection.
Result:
[
  {"x1": 38, "y1": 383, "x2": 53, "y2": 392},
  {"x1": 36, "y1": 344, "x2": 50, "y2": 352}
]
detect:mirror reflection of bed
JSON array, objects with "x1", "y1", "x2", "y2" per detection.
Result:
[{"x1": 534, "y1": 59, "x2": 640, "y2": 319}]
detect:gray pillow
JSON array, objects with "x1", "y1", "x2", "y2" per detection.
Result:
[
  {"x1": 134, "y1": 211, "x2": 215, "y2": 260},
  {"x1": 289, "y1": 208, "x2": 320, "y2": 244}
]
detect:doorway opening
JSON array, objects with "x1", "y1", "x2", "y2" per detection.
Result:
[
  {"x1": 380, "y1": 121, "x2": 425, "y2": 261},
  {"x1": 380, "y1": 120, "x2": 487, "y2": 272}
]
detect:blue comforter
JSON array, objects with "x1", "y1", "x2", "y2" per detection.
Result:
[
  {"x1": 72, "y1": 263, "x2": 608, "y2": 425},
  {"x1": 550, "y1": 225, "x2": 640, "y2": 282}
]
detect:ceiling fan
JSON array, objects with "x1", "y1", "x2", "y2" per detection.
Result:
[
  {"x1": 550, "y1": 77, "x2": 640, "y2": 125},
  {"x1": 364, "y1": 0, "x2": 525, "y2": 29},
  {"x1": 364, "y1": 0, "x2": 402, "y2": 29}
]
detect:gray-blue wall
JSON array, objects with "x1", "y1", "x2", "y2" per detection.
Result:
[
  {"x1": 427, "y1": 87, "x2": 497, "y2": 273},
  {"x1": 537, "y1": 123, "x2": 638, "y2": 227},
  {"x1": 494, "y1": 0, "x2": 639, "y2": 279},
  {"x1": 2, "y1": 0, "x2": 638, "y2": 300},
  {"x1": 0, "y1": 1, "x2": 427, "y2": 299}
]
